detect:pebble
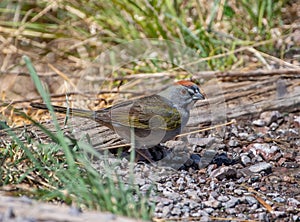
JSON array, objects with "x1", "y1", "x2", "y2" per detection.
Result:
[
  {"x1": 185, "y1": 189, "x2": 199, "y2": 200},
  {"x1": 233, "y1": 189, "x2": 244, "y2": 195},
  {"x1": 228, "y1": 137, "x2": 239, "y2": 147},
  {"x1": 282, "y1": 162, "x2": 299, "y2": 168},
  {"x1": 165, "y1": 181, "x2": 173, "y2": 188},
  {"x1": 202, "y1": 199, "x2": 221, "y2": 209},
  {"x1": 209, "y1": 180, "x2": 218, "y2": 190},
  {"x1": 236, "y1": 177, "x2": 246, "y2": 183},
  {"x1": 206, "y1": 164, "x2": 216, "y2": 176},
  {"x1": 289, "y1": 128, "x2": 298, "y2": 135},
  {"x1": 272, "y1": 211, "x2": 286, "y2": 218},
  {"x1": 269, "y1": 122, "x2": 279, "y2": 130},
  {"x1": 225, "y1": 196, "x2": 240, "y2": 208},
  {"x1": 189, "y1": 201, "x2": 199, "y2": 209},
  {"x1": 210, "y1": 166, "x2": 237, "y2": 180},
  {"x1": 258, "y1": 212, "x2": 267, "y2": 221},
  {"x1": 217, "y1": 195, "x2": 230, "y2": 202},
  {"x1": 265, "y1": 199, "x2": 273, "y2": 206},
  {"x1": 283, "y1": 151, "x2": 295, "y2": 159},
  {"x1": 248, "y1": 162, "x2": 272, "y2": 173},
  {"x1": 240, "y1": 154, "x2": 251, "y2": 166},
  {"x1": 170, "y1": 207, "x2": 181, "y2": 216},
  {"x1": 231, "y1": 125, "x2": 239, "y2": 137},
  {"x1": 248, "y1": 143, "x2": 272, "y2": 154},
  {"x1": 198, "y1": 150, "x2": 217, "y2": 169},
  {"x1": 294, "y1": 116, "x2": 300, "y2": 127},
  {"x1": 203, "y1": 207, "x2": 215, "y2": 214},
  {"x1": 225, "y1": 208, "x2": 236, "y2": 214},
  {"x1": 260, "y1": 111, "x2": 282, "y2": 126},
  {"x1": 248, "y1": 174, "x2": 261, "y2": 183},
  {"x1": 293, "y1": 216, "x2": 299, "y2": 221},
  {"x1": 164, "y1": 140, "x2": 186, "y2": 149},
  {"x1": 190, "y1": 154, "x2": 201, "y2": 167},
  {"x1": 238, "y1": 132, "x2": 249, "y2": 140},
  {"x1": 236, "y1": 213, "x2": 248, "y2": 219},
  {"x1": 249, "y1": 203, "x2": 258, "y2": 211},
  {"x1": 270, "y1": 152, "x2": 282, "y2": 161},
  {"x1": 210, "y1": 191, "x2": 219, "y2": 199},
  {"x1": 278, "y1": 157, "x2": 287, "y2": 166},
  {"x1": 247, "y1": 135, "x2": 257, "y2": 141},
  {"x1": 266, "y1": 192, "x2": 280, "y2": 197},
  {"x1": 188, "y1": 137, "x2": 216, "y2": 147},
  {"x1": 252, "y1": 119, "x2": 266, "y2": 127},
  {"x1": 287, "y1": 198, "x2": 300, "y2": 207},
  {"x1": 273, "y1": 197, "x2": 286, "y2": 203},
  {"x1": 176, "y1": 177, "x2": 185, "y2": 185}
]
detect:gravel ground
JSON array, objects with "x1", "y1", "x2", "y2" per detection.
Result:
[
  {"x1": 1, "y1": 109, "x2": 299, "y2": 221},
  {"x1": 93, "y1": 110, "x2": 300, "y2": 221}
]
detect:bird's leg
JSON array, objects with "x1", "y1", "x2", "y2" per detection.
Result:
[{"x1": 135, "y1": 147, "x2": 155, "y2": 164}]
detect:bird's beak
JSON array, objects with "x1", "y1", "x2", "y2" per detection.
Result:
[{"x1": 193, "y1": 91, "x2": 205, "y2": 100}]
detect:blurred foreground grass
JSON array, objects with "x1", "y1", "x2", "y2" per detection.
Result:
[
  {"x1": 0, "y1": 56, "x2": 153, "y2": 219},
  {"x1": 0, "y1": 0, "x2": 294, "y2": 71}
]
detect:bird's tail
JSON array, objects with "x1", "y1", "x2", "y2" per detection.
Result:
[{"x1": 30, "y1": 102, "x2": 95, "y2": 119}]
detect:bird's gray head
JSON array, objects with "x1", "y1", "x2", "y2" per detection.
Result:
[{"x1": 159, "y1": 80, "x2": 205, "y2": 110}]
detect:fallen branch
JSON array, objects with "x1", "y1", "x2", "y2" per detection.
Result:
[{"x1": 195, "y1": 68, "x2": 300, "y2": 78}]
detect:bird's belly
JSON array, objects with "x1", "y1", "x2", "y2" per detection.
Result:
[{"x1": 111, "y1": 123, "x2": 181, "y2": 148}]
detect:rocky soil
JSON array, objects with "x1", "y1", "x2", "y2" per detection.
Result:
[
  {"x1": 1, "y1": 99, "x2": 299, "y2": 222},
  {"x1": 85, "y1": 109, "x2": 300, "y2": 221}
]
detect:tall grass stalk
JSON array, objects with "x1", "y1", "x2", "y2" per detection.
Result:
[{"x1": 0, "y1": 57, "x2": 154, "y2": 219}]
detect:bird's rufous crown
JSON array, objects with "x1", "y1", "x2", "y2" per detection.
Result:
[{"x1": 175, "y1": 80, "x2": 196, "y2": 87}]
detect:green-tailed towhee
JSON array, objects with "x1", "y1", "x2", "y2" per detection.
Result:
[{"x1": 31, "y1": 80, "x2": 205, "y2": 149}]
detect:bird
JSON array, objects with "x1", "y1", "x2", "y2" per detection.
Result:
[{"x1": 31, "y1": 80, "x2": 205, "y2": 156}]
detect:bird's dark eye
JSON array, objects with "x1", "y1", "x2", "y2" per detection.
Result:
[{"x1": 181, "y1": 89, "x2": 187, "y2": 95}]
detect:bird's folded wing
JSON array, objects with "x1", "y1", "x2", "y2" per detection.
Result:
[{"x1": 108, "y1": 95, "x2": 181, "y2": 130}]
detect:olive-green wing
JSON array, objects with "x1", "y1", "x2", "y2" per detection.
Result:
[{"x1": 107, "y1": 95, "x2": 181, "y2": 131}]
